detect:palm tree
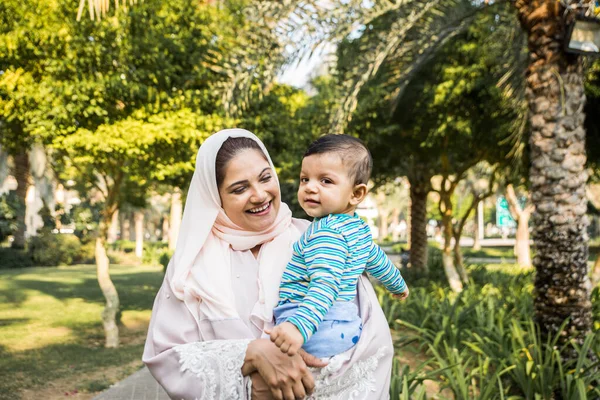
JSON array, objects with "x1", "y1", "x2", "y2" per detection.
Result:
[{"x1": 513, "y1": 0, "x2": 594, "y2": 346}]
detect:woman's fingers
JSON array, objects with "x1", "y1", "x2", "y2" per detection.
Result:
[
  {"x1": 292, "y1": 379, "x2": 307, "y2": 399},
  {"x1": 298, "y1": 349, "x2": 328, "y2": 368},
  {"x1": 300, "y1": 372, "x2": 315, "y2": 396},
  {"x1": 269, "y1": 388, "x2": 284, "y2": 400},
  {"x1": 282, "y1": 385, "x2": 296, "y2": 400}
]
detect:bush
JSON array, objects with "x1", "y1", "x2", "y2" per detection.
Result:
[
  {"x1": 110, "y1": 240, "x2": 136, "y2": 253},
  {"x1": 0, "y1": 247, "x2": 34, "y2": 269},
  {"x1": 383, "y1": 262, "x2": 600, "y2": 399},
  {"x1": 28, "y1": 233, "x2": 83, "y2": 266},
  {"x1": 0, "y1": 191, "x2": 23, "y2": 243},
  {"x1": 159, "y1": 249, "x2": 173, "y2": 272}
]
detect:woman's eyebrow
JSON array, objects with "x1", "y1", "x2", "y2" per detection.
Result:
[{"x1": 226, "y1": 168, "x2": 271, "y2": 190}]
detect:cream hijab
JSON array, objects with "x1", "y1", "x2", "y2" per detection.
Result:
[{"x1": 168, "y1": 129, "x2": 308, "y2": 329}]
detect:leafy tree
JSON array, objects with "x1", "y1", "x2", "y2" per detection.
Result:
[{"x1": 53, "y1": 110, "x2": 219, "y2": 347}]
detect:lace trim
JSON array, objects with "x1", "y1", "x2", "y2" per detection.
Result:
[
  {"x1": 174, "y1": 339, "x2": 251, "y2": 400},
  {"x1": 309, "y1": 346, "x2": 388, "y2": 400}
]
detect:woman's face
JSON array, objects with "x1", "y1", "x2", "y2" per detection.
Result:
[{"x1": 218, "y1": 148, "x2": 281, "y2": 232}]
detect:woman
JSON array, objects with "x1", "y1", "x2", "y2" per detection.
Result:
[{"x1": 143, "y1": 129, "x2": 395, "y2": 399}]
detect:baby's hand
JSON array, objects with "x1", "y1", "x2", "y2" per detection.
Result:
[
  {"x1": 393, "y1": 288, "x2": 410, "y2": 301},
  {"x1": 265, "y1": 322, "x2": 304, "y2": 356}
]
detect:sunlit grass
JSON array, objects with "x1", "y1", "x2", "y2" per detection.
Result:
[{"x1": 0, "y1": 264, "x2": 164, "y2": 399}]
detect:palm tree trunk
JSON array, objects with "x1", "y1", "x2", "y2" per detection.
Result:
[
  {"x1": 12, "y1": 150, "x2": 30, "y2": 249},
  {"x1": 516, "y1": 0, "x2": 593, "y2": 347},
  {"x1": 408, "y1": 178, "x2": 430, "y2": 272}
]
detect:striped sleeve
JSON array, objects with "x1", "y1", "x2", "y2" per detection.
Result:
[
  {"x1": 285, "y1": 227, "x2": 348, "y2": 343},
  {"x1": 365, "y1": 242, "x2": 407, "y2": 295}
]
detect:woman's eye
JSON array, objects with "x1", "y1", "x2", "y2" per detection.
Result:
[
  {"x1": 232, "y1": 187, "x2": 246, "y2": 194},
  {"x1": 261, "y1": 175, "x2": 272, "y2": 183}
]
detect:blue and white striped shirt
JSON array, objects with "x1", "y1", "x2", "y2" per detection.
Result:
[{"x1": 277, "y1": 213, "x2": 407, "y2": 342}]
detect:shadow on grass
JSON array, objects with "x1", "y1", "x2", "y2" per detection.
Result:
[
  {"x1": 0, "y1": 318, "x2": 30, "y2": 327},
  {"x1": 0, "y1": 325, "x2": 145, "y2": 399},
  {"x1": 0, "y1": 270, "x2": 163, "y2": 311}
]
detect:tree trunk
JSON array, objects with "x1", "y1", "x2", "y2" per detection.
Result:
[
  {"x1": 96, "y1": 222, "x2": 120, "y2": 348},
  {"x1": 378, "y1": 208, "x2": 389, "y2": 243},
  {"x1": 161, "y1": 214, "x2": 169, "y2": 243},
  {"x1": 408, "y1": 179, "x2": 429, "y2": 272},
  {"x1": 506, "y1": 185, "x2": 533, "y2": 268},
  {"x1": 473, "y1": 201, "x2": 483, "y2": 251},
  {"x1": 442, "y1": 211, "x2": 463, "y2": 293},
  {"x1": 515, "y1": 211, "x2": 532, "y2": 268},
  {"x1": 516, "y1": 0, "x2": 593, "y2": 347},
  {"x1": 119, "y1": 211, "x2": 130, "y2": 242},
  {"x1": 12, "y1": 150, "x2": 30, "y2": 249},
  {"x1": 169, "y1": 188, "x2": 182, "y2": 251},
  {"x1": 107, "y1": 209, "x2": 119, "y2": 244},
  {"x1": 391, "y1": 208, "x2": 400, "y2": 242},
  {"x1": 134, "y1": 211, "x2": 144, "y2": 259},
  {"x1": 452, "y1": 234, "x2": 469, "y2": 284}
]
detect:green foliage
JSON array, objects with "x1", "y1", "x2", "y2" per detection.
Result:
[
  {"x1": 0, "y1": 248, "x2": 34, "y2": 269},
  {"x1": 0, "y1": 191, "x2": 23, "y2": 243},
  {"x1": 28, "y1": 233, "x2": 83, "y2": 266},
  {"x1": 383, "y1": 263, "x2": 600, "y2": 399},
  {"x1": 68, "y1": 201, "x2": 102, "y2": 243}
]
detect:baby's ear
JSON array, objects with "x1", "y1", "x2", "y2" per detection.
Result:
[{"x1": 350, "y1": 183, "x2": 368, "y2": 205}]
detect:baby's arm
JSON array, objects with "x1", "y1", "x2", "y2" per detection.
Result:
[
  {"x1": 365, "y1": 242, "x2": 409, "y2": 298},
  {"x1": 271, "y1": 227, "x2": 348, "y2": 355}
]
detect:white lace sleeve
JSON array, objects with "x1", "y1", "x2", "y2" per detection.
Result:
[{"x1": 173, "y1": 339, "x2": 252, "y2": 400}]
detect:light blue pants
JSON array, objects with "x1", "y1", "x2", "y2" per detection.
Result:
[{"x1": 273, "y1": 301, "x2": 362, "y2": 358}]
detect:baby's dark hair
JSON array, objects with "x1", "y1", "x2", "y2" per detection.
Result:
[
  {"x1": 304, "y1": 134, "x2": 372, "y2": 185},
  {"x1": 215, "y1": 137, "x2": 265, "y2": 188}
]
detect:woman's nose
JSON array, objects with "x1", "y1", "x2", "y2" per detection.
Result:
[{"x1": 250, "y1": 187, "x2": 267, "y2": 203}]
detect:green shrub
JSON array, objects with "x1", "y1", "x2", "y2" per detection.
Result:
[
  {"x1": 110, "y1": 240, "x2": 136, "y2": 253},
  {"x1": 0, "y1": 247, "x2": 34, "y2": 269},
  {"x1": 0, "y1": 191, "x2": 23, "y2": 243},
  {"x1": 159, "y1": 249, "x2": 173, "y2": 272},
  {"x1": 78, "y1": 241, "x2": 96, "y2": 264},
  {"x1": 28, "y1": 233, "x2": 82, "y2": 266},
  {"x1": 384, "y1": 262, "x2": 599, "y2": 399}
]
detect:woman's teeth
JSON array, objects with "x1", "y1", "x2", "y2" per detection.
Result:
[{"x1": 248, "y1": 202, "x2": 270, "y2": 213}]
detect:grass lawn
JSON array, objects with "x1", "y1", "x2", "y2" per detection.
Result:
[{"x1": 0, "y1": 264, "x2": 164, "y2": 400}]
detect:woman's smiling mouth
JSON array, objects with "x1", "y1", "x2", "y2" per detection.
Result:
[{"x1": 247, "y1": 201, "x2": 272, "y2": 215}]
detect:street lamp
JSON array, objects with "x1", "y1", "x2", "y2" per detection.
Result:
[{"x1": 565, "y1": 15, "x2": 600, "y2": 55}]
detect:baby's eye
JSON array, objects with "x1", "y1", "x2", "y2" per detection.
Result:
[
  {"x1": 300, "y1": 177, "x2": 309, "y2": 183},
  {"x1": 321, "y1": 178, "x2": 333, "y2": 184}
]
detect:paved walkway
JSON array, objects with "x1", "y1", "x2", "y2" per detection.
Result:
[{"x1": 92, "y1": 367, "x2": 168, "y2": 400}]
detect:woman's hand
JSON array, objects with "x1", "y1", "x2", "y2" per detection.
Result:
[
  {"x1": 242, "y1": 339, "x2": 327, "y2": 400},
  {"x1": 250, "y1": 372, "x2": 274, "y2": 400}
]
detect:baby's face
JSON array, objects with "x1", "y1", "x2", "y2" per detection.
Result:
[{"x1": 297, "y1": 153, "x2": 356, "y2": 218}]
